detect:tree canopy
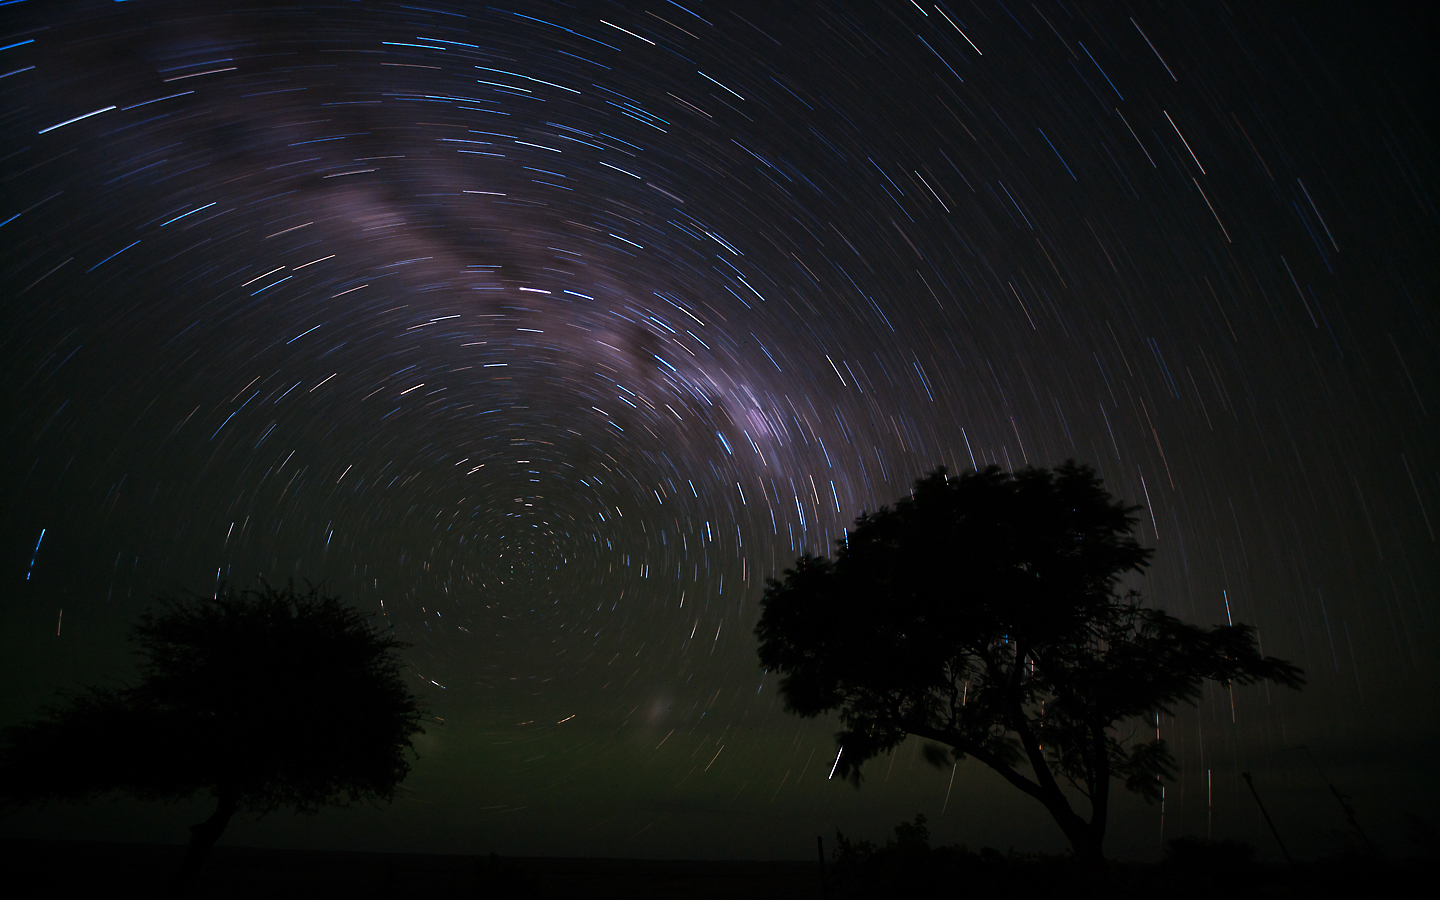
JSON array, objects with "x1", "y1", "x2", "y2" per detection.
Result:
[
  {"x1": 0, "y1": 582, "x2": 426, "y2": 887},
  {"x1": 755, "y1": 462, "x2": 1303, "y2": 868}
]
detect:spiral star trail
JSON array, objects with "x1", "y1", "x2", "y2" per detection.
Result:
[{"x1": 1, "y1": 0, "x2": 1434, "y2": 860}]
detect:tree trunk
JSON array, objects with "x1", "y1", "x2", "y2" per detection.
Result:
[
  {"x1": 941, "y1": 725, "x2": 1115, "y2": 893},
  {"x1": 1067, "y1": 828, "x2": 1111, "y2": 891},
  {"x1": 1039, "y1": 795, "x2": 1111, "y2": 892},
  {"x1": 171, "y1": 789, "x2": 239, "y2": 897}
]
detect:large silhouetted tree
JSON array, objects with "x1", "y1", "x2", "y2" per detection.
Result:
[
  {"x1": 0, "y1": 583, "x2": 426, "y2": 892},
  {"x1": 756, "y1": 463, "x2": 1303, "y2": 876}
]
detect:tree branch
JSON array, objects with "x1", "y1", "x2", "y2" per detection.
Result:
[{"x1": 909, "y1": 725, "x2": 1048, "y2": 803}]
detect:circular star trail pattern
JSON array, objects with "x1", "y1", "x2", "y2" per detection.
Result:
[{"x1": 1, "y1": 0, "x2": 1435, "y2": 860}]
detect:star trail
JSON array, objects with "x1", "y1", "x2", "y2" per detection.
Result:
[{"x1": 1, "y1": 0, "x2": 1435, "y2": 861}]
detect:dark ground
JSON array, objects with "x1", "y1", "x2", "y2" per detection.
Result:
[
  {"x1": 0, "y1": 839, "x2": 820, "y2": 898},
  {"x1": 0, "y1": 838, "x2": 1426, "y2": 898}
]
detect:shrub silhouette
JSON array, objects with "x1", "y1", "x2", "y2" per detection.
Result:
[
  {"x1": 830, "y1": 813, "x2": 1079, "y2": 896},
  {"x1": 756, "y1": 462, "x2": 1303, "y2": 880},
  {"x1": 1163, "y1": 836, "x2": 1258, "y2": 883},
  {"x1": 0, "y1": 582, "x2": 426, "y2": 893}
]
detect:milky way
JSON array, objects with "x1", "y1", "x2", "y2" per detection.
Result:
[{"x1": 1, "y1": 0, "x2": 1434, "y2": 860}]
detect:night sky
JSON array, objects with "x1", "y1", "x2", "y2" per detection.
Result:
[{"x1": 1, "y1": 0, "x2": 1435, "y2": 862}]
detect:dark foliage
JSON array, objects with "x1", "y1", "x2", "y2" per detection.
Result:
[
  {"x1": 1163, "y1": 836, "x2": 1258, "y2": 886},
  {"x1": 2, "y1": 582, "x2": 425, "y2": 814},
  {"x1": 829, "y1": 814, "x2": 1082, "y2": 897},
  {"x1": 0, "y1": 583, "x2": 426, "y2": 888},
  {"x1": 756, "y1": 463, "x2": 1304, "y2": 867},
  {"x1": 832, "y1": 813, "x2": 933, "y2": 870}
]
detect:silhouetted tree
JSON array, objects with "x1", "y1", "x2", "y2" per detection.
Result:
[
  {"x1": 0, "y1": 583, "x2": 426, "y2": 892},
  {"x1": 756, "y1": 463, "x2": 1303, "y2": 877}
]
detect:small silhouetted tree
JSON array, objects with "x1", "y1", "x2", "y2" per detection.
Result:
[
  {"x1": 756, "y1": 463, "x2": 1303, "y2": 877},
  {"x1": 0, "y1": 583, "x2": 425, "y2": 892}
]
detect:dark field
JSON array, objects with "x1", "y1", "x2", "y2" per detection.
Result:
[
  {"x1": 0, "y1": 840, "x2": 820, "y2": 899},
  {"x1": 1, "y1": 838, "x2": 1426, "y2": 898}
]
